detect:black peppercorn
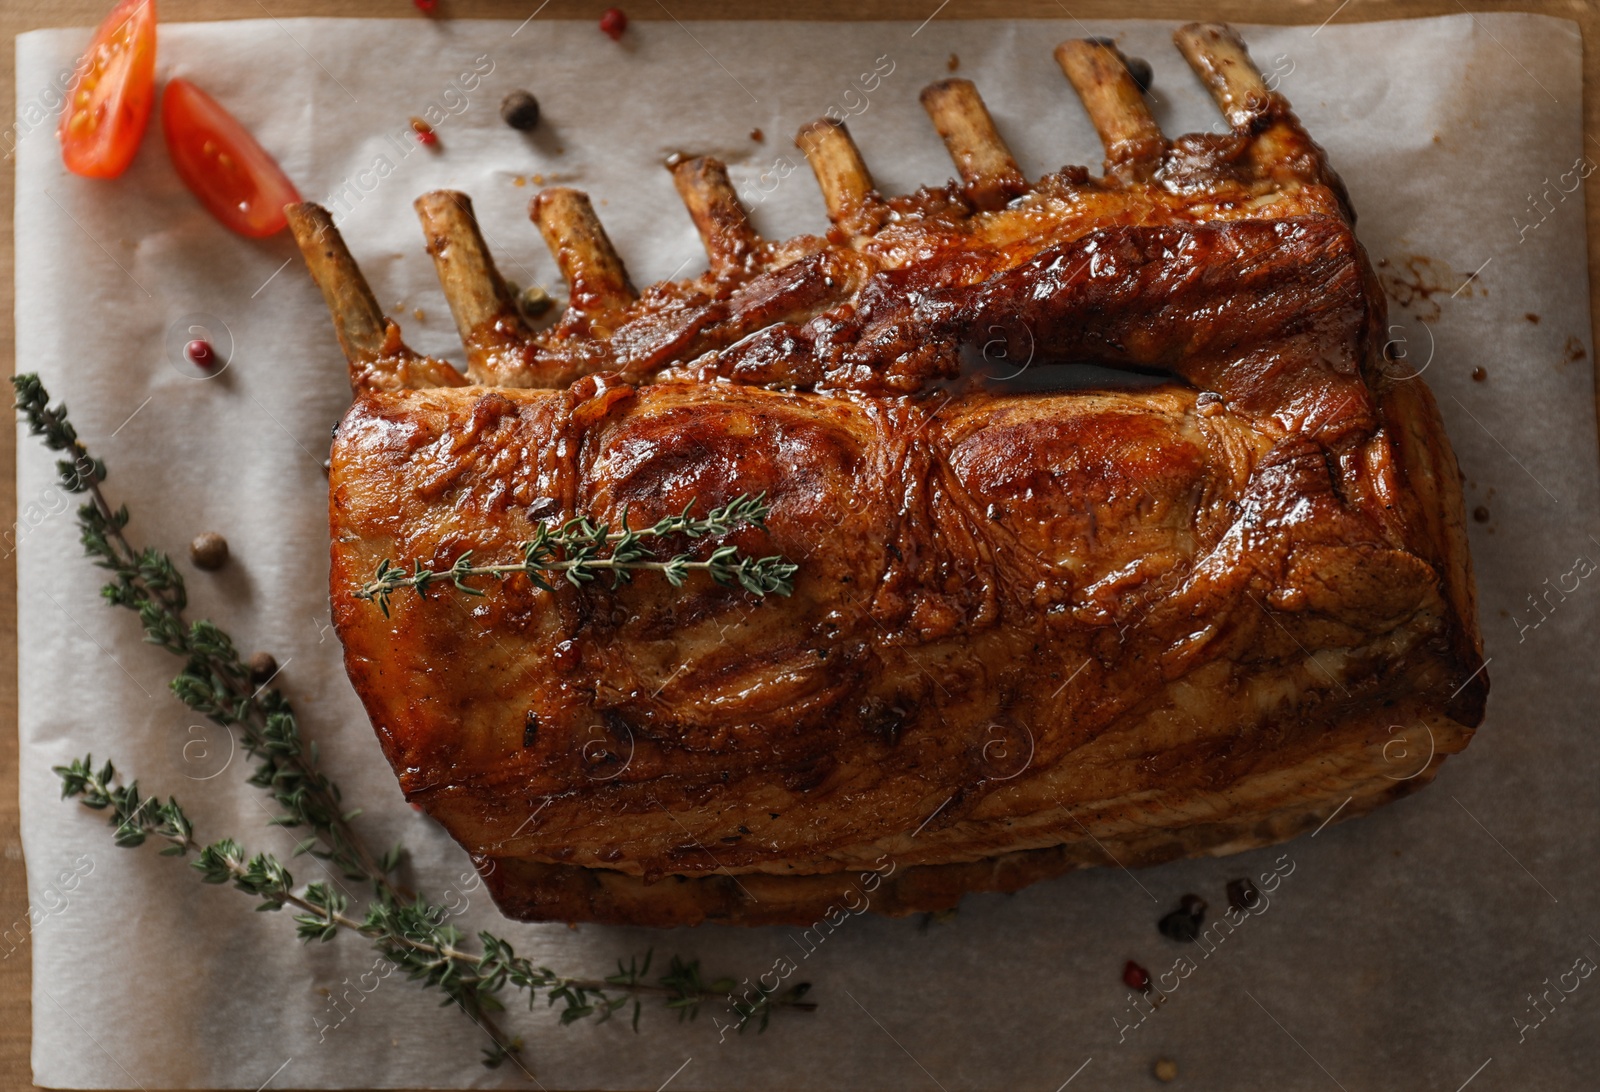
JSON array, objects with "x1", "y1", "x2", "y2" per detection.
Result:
[
  {"x1": 1084, "y1": 37, "x2": 1152, "y2": 93},
  {"x1": 500, "y1": 89, "x2": 541, "y2": 131},
  {"x1": 189, "y1": 532, "x2": 229, "y2": 571},
  {"x1": 1227, "y1": 877, "x2": 1261, "y2": 914},
  {"x1": 1124, "y1": 56, "x2": 1154, "y2": 94},
  {"x1": 1158, "y1": 892, "x2": 1207, "y2": 941},
  {"x1": 1158, "y1": 907, "x2": 1201, "y2": 942},
  {"x1": 248, "y1": 652, "x2": 279, "y2": 685}
]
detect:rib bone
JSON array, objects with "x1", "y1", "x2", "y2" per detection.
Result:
[
  {"x1": 531, "y1": 188, "x2": 637, "y2": 317},
  {"x1": 795, "y1": 118, "x2": 876, "y2": 225},
  {"x1": 414, "y1": 190, "x2": 535, "y2": 386},
  {"x1": 1173, "y1": 22, "x2": 1269, "y2": 129},
  {"x1": 285, "y1": 202, "x2": 466, "y2": 392},
  {"x1": 1173, "y1": 23, "x2": 1350, "y2": 205},
  {"x1": 919, "y1": 78, "x2": 1026, "y2": 210},
  {"x1": 1054, "y1": 38, "x2": 1165, "y2": 181},
  {"x1": 669, "y1": 156, "x2": 760, "y2": 278}
]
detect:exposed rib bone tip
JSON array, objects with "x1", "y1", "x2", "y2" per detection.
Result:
[
  {"x1": 531, "y1": 187, "x2": 637, "y2": 310},
  {"x1": 285, "y1": 202, "x2": 388, "y2": 364},
  {"x1": 670, "y1": 155, "x2": 759, "y2": 278},
  {"x1": 412, "y1": 189, "x2": 532, "y2": 384},
  {"x1": 919, "y1": 77, "x2": 1026, "y2": 210},
  {"x1": 1054, "y1": 38, "x2": 1165, "y2": 181},
  {"x1": 795, "y1": 118, "x2": 875, "y2": 224},
  {"x1": 1173, "y1": 22, "x2": 1270, "y2": 130}
]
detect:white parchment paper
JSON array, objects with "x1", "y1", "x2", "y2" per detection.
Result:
[{"x1": 14, "y1": 13, "x2": 1600, "y2": 1090}]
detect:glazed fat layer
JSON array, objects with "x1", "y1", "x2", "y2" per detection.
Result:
[{"x1": 330, "y1": 373, "x2": 1484, "y2": 898}]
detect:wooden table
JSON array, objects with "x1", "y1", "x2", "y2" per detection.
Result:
[{"x1": 3, "y1": 1, "x2": 1597, "y2": 1088}]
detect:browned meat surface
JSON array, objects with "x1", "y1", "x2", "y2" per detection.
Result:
[{"x1": 295, "y1": 24, "x2": 1485, "y2": 927}]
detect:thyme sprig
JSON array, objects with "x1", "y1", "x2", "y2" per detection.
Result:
[
  {"x1": 14, "y1": 374, "x2": 385, "y2": 886},
  {"x1": 20, "y1": 374, "x2": 814, "y2": 1071},
  {"x1": 55, "y1": 755, "x2": 814, "y2": 1068},
  {"x1": 356, "y1": 494, "x2": 798, "y2": 617}
]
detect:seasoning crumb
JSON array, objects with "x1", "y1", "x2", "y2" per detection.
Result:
[
  {"x1": 1153, "y1": 1058, "x2": 1178, "y2": 1082},
  {"x1": 513, "y1": 175, "x2": 526, "y2": 187},
  {"x1": 750, "y1": 127, "x2": 765, "y2": 143},
  {"x1": 1473, "y1": 506, "x2": 1490, "y2": 523},
  {"x1": 1471, "y1": 366, "x2": 1487, "y2": 382},
  {"x1": 947, "y1": 52, "x2": 960, "y2": 71},
  {"x1": 413, "y1": 307, "x2": 425, "y2": 321},
  {"x1": 409, "y1": 116, "x2": 437, "y2": 147},
  {"x1": 532, "y1": 173, "x2": 546, "y2": 185},
  {"x1": 500, "y1": 89, "x2": 541, "y2": 131},
  {"x1": 189, "y1": 532, "x2": 229, "y2": 571},
  {"x1": 248, "y1": 652, "x2": 279, "y2": 685},
  {"x1": 1525, "y1": 312, "x2": 1541, "y2": 323}
]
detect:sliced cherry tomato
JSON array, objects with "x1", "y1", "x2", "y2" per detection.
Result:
[
  {"x1": 58, "y1": 0, "x2": 158, "y2": 179},
  {"x1": 162, "y1": 78, "x2": 301, "y2": 238}
]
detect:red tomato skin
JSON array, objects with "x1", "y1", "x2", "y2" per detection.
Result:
[
  {"x1": 58, "y1": 0, "x2": 159, "y2": 179},
  {"x1": 161, "y1": 78, "x2": 301, "y2": 238}
]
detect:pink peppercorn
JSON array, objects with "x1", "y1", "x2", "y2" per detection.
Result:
[
  {"x1": 1122, "y1": 960, "x2": 1151, "y2": 992},
  {"x1": 185, "y1": 339, "x2": 215, "y2": 368}
]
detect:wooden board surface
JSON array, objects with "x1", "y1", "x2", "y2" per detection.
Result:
[{"x1": 3, "y1": 1, "x2": 1597, "y2": 1088}]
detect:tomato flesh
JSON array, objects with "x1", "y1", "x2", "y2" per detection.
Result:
[
  {"x1": 58, "y1": 0, "x2": 158, "y2": 179},
  {"x1": 162, "y1": 78, "x2": 301, "y2": 238}
]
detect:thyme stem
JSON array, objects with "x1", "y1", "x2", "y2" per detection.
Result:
[
  {"x1": 14, "y1": 375, "x2": 389, "y2": 889},
  {"x1": 356, "y1": 494, "x2": 798, "y2": 617}
]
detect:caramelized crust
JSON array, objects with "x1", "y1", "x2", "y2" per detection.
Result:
[{"x1": 309, "y1": 24, "x2": 1485, "y2": 926}]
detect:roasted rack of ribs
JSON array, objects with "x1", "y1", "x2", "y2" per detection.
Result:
[{"x1": 290, "y1": 24, "x2": 1486, "y2": 927}]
